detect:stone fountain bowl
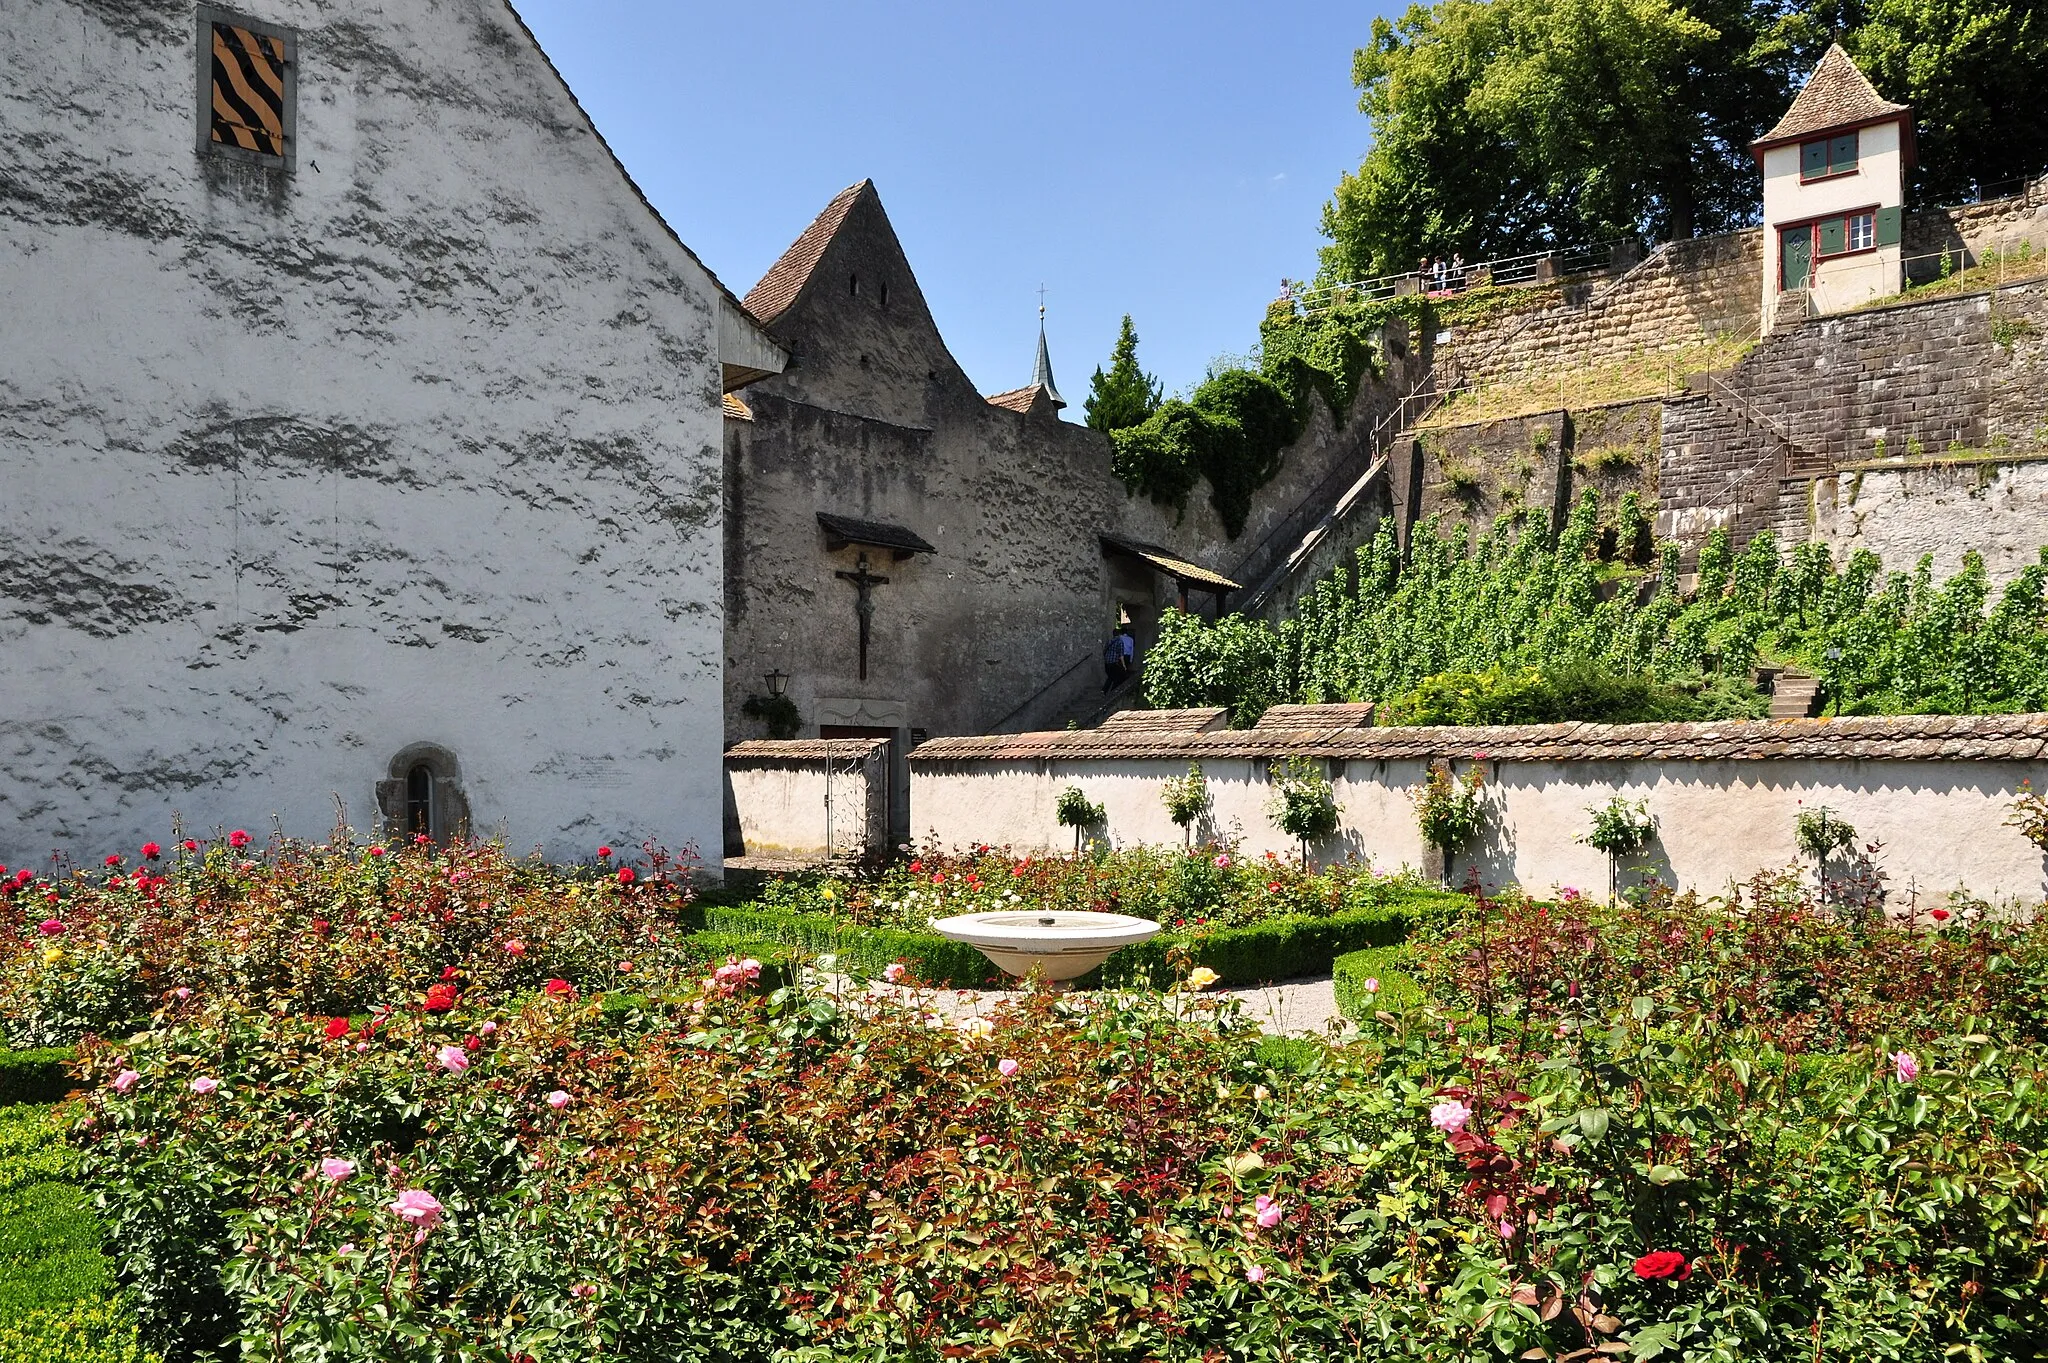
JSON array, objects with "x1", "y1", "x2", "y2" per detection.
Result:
[{"x1": 930, "y1": 910, "x2": 1161, "y2": 982}]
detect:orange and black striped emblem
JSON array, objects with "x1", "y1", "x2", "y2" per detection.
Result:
[{"x1": 210, "y1": 24, "x2": 286, "y2": 156}]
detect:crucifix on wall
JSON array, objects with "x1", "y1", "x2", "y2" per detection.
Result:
[{"x1": 835, "y1": 552, "x2": 890, "y2": 681}]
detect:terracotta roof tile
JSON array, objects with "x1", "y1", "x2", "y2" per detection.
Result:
[
  {"x1": 742, "y1": 181, "x2": 869, "y2": 325},
  {"x1": 985, "y1": 384, "x2": 1045, "y2": 413},
  {"x1": 727, "y1": 737, "x2": 889, "y2": 762},
  {"x1": 910, "y1": 714, "x2": 2048, "y2": 765},
  {"x1": 1096, "y1": 707, "x2": 1229, "y2": 735},
  {"x1": 1757, "y1": 44, "x2": 1908, "y2": 148},
  {"x1": 1255, "y1": 703, "x2": 1376, "y2": 730}
]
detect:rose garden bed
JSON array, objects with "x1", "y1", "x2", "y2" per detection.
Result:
[{"x1": 2, "y1": 835, "x2": 2046, "y2": 1361}]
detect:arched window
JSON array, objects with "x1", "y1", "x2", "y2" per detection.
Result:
[
  {"x1": 406, "y1": 764, "x2": 434, "y2": 836},
  {"x1": 377, "y1": 744, "x2": 470, "y2": 846}
]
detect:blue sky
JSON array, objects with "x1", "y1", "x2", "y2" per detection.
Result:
[{"x1": 513, "y1": 0, "x2": 1396, "y2": 413}]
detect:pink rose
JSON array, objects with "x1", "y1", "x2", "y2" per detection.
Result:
[
  {"x1": 1245, "y1": 1264, "x2": 1267, "y2": 1283},
  {"x1": 1363, "y1": 977, "x2": 1380, "y2": 993},
  {"x1": 1254, "y1": 1194, "x2": 1283, "y2": 1229},
  {"x1": 387, "y1": 1188, "x2": 443, "y2": 1230},
  {"x1": 1429, "y1": 1100, "x2": 1471, "y2": 1133},
  {"x1": 320, "y1": 1158, "x2": 355, "y2": 1183},
  {"x1": 175, "y1": 987, "x2": 192, "y2": 1000},
  {"x1": 37, "y1": 919, "x2": 65, "y2": 936},
  {"x1": 997, "y1": 1058, "x2": 1020, "y2": 1078},
  {"x1": 883, "y1": 962, "x2": 907, "y2": 983},
  {"x1": 112, "y1": 1069, "x2": 140, "y2": 1094},
  {"x1": 502, "y1": 939, "x2": 526, "y2": 956},
  {"x1": 545, "y1": 1090, "x2": 571, "y2": 1110},
  {"x1": 478, "y1": 1021, "x2": 497, "y2": 1036},
  {"x1": 571, "y1": 1283, "x2": 597, "y2": 1299},
  {"x1": 190, "y1": 1077, "x2": 220, "y2": 1095},
  {"x1": 1892, "y1": 1050, "x2": 1918, "y2": 1083},
  {"x1": 1214, "y1": 854, "x2": 1232, "y2": 869},
  {"x1": 437, "y1": 1045, "x2": 470, "y2": 1074}
]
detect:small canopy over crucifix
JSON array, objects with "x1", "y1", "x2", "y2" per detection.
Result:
[{"x1": 835, "y1": 552, "x2": 889, "y2": 681}]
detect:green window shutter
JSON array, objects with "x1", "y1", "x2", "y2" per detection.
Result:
[
  {"x1": 1802, "y1": 140, "x2": 1828, "y2": 177},
  {"x1": 1830, "y1": 131, "x2": 1860, "y2": 174},
  {"x1": 1818, "y1": 217, "x2": 1846, "y2": 256},
  {"x1": 1875, "y1": 205, "x2": 1902, "y2": 247}
]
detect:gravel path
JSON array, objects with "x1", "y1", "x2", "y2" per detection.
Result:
[{"x1": 812, "y1": 971, "x2": 1350, "y2": 1038}]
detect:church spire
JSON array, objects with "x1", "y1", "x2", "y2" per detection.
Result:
[{"x1": 1032, "y1": 293, "x2": 1065, "y2": 409}]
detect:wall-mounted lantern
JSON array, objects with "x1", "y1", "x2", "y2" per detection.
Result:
[{"x1": 764, "y1": 669, "x2": 790, "y2": 698}]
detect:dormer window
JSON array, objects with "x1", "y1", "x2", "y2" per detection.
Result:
[{"x1": 1800, "y1": 131, "x2": 1859, "y2": 181}]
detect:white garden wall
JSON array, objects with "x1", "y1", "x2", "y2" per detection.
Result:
[
  {"x1": 725, "y1": 740, "x2": 888, "y2": 861},
  {"x1": 911, "y1": 715, "x2": 2048, "y2": 907}
]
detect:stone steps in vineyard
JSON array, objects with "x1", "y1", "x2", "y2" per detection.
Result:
[{"x1": 1768, "y1": 673, "x2": 1824, "y2": 719}]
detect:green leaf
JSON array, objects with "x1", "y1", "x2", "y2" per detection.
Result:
[{"x1": 1578, "y1": 1108, "x2": 1610, "y2": 1140}]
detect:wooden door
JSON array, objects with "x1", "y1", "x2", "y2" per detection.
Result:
[{"x1": 1780, "y1": 226, "x2": 1812, "y2": 291}]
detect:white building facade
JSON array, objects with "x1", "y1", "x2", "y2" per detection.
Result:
[
  {"x1": 1756, "y1": 44, "x2": 1912, "y2": 330},
  {"x1": 0, "y1": 1, "x2": 778, "y2": 870}
]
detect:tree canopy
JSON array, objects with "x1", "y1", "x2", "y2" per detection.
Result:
[
  {"x1": 1318, "y1": 0, "x2": 2045, "y2": 282},
  {"x1": 1083, "y1": 315, "x2": 1164, "y2": 433}
]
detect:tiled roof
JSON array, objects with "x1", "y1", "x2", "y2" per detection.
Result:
[
  {"x1": 727, "y1": 737, "x2": 890, "y2": 763},
  {"x1": 1096, "y1": 707, "x2": 1229, "y2": 735},
  {"x1": 721, "y1": 393, "x2": 752, "y2": 420},
  {"x1": 1756, "y1": 44, "x2": 1908, "y2": 148},
  {"x1": 1254, "y1": 703, "x2": 1377, "y2": 730},
  {"x1": 742, "y1": 181, "x2": 869, "y2": 325},
  {"x1": 817, "y1": 512, "x2": 936, "y2": 557},
  {"x1": 1100, "y1": 535, "x2": 1242, "y2": 593},
  {"x1": 985, "y1": 384, "x2": 1046, "y2": 413},
  {"x1": 910, "y1": 713, "x2": 2048, "y2": 765}
]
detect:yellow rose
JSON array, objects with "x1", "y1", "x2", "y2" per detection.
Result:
[
  {"x1": 1186, "y1": 966, "x2": 1220, "y2": 991},
  {"x1": 820, "y1": 887, "x2": 836, "y2": 901},
  {"x1": 42, "y1": 948, "x2": 65, "y2": 965}
]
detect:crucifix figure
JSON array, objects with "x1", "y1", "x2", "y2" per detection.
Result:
[{"x1": 834, "y1": 552, "x2": 890, "y2": 681}]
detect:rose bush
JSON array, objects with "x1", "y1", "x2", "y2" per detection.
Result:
[{"x1": 0, "y1": 835, "x2": 700, "y2": 1047}]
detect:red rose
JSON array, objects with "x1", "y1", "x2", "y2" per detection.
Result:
[
  {"x1": 311, "y1": 919, "x2": 331, "y2": 936},
  {"x1": 543, "y1": 978, "x2": 573, "y2": 997},
  {"x1": 228, "y1": 830, "x2": 251, "y2": 849},
  {"x1": 105, "y1": 855, "x2": 123, "y2": 867},
  {"x1": 1930, "y1": 908, "x2": 1950, "y2": 922},
  {"x1": 141, "y1": 843, "x2": 162, "y2": 860},
  {"x1": 597, "y1": 846, "x2": 612, "y2": 859},
  {"x1": 423, "y1": 982, "x2": 459, "y2": 1012},
  {"x1": 463, "y1": 1034, "x2": 482, "y2": 1051},
  {"x1": 182, "y1": 839, "x2": 199, "y2": 852},
  {"x1": 440, "y1": 966, "x2": 459, "y2": 981},
  {"x1": 324, "y1": 1017, "x2": 351, "y2": 1040},
  {"x1": 617, "y1": 867, "x2": 635, "y2": 884},
  {"x1": 909, "y1": 860, "x2": 923, "y2": 872},
  {"x1": 1633, "y1": 1251, "x2": 1691, "y2": 1281}
]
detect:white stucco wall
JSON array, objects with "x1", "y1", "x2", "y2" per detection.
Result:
[
  {"x1": 1762, "y1": 119, "x2": 1905, "y2": 326},
  {"x1": 912, "y1": 754, "x2": 2048, "y2": 906},
  {"x1": 1797, "y1": 457, "x2": 2048, "y2": 588},
  {"x1": 0, "y1": 1, "x2": 730, "y2": 868},
  {"x1": 727, "y1": 752, "x2": 886, "y2": 859}
]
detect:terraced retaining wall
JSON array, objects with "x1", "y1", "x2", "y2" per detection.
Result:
[{"x1": 911, "y1": 714, "x2": 2048, "y2": 907}]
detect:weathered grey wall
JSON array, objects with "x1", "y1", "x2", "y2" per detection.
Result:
[
  {"x1": 1, "y1": 1, "x2": 730, "y2": 867},
  {"x1": 1442, "y1": 232, "x2": 1762, "y2": 391},
  {"x1": 1657, "y1": 281, "x2": 2048, "y2": 550},
  {"x1": 1788, "y1": 456, "x2": 2048, "y2": 587},
  {"x1": 725, "y1": 739, "x2": 887, "y2": 861}
]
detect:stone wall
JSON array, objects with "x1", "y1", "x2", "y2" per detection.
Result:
[
  {"x1": 1658, "y1": 280, "x2": 2048, "y2": 550},
  {"x1": 910, "y1": 714, "x2": 2048, "y2": 907},
  {"x1": 724, "y1": 739, "x2": 888, "y2": 861},
  {"x1": 1443, "y1": 231, "x2": 1762, "y2": 391},
  {"x1": 1905, "y1": 175, "x2": 2048, "y2": 275},
  {"x1": 1393, "y1": 400, "x2": 1661, "y2": 544},
  {"x1": 0, "y1": 0, "x2": 737, "y2": 867},
  {"x1": 1782, "y1": 455, "x2": 2048, "y2": 587}
]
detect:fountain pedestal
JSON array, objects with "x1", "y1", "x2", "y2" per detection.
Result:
[{"x1": 931, "y1": 910, "x2": 1161, "y2": 983}]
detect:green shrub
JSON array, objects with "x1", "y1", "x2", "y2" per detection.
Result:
[
  {"x1": 699, "y1": 906, "x2": 999, "y2": 988},
  {"x1": 1332, "y1": 945, "x2": 1425, "y2": 1019},
  {"x1": 0, "y1": 1295, "x2": 159, "y2": 1363},
  {"x1": 1097, "y1": 892, "x2": 1459, "y2": 987},
  {"x1": 1265, "y1": 756, "x2": 1340, "y2": 863},
  {"x1": 1382, "y1": 663, "x2": 1703, "y2": 726},
  {"x1": 1161, "y1": 765, "x2": 1210, "y2": 842},
  {"x1": 1108, "y1": 370, "x2": 1302, "y2": 538},
  {"x1": 0, "y1": 1047, "x2": 76, "y2": 1105}
]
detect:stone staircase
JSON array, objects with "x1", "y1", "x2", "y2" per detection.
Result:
[{"x1": 1762, "y1": 669, "x2": 1824, "y2": 719}]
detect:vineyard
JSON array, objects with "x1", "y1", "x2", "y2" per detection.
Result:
[{"x1": 1145, "y1": 492, "x2": 2048, "y2": 725}]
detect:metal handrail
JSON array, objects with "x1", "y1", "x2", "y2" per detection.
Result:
[{"x1": 1292, "y1": 239, "x2": 1631, "y2": 314}]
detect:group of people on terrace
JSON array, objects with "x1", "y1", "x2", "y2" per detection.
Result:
[{"x1": 1417, "y1": 253, "x2": 1470, "y2": 294}]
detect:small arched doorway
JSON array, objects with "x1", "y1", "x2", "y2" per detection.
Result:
[{"x1": 375, "y1": 744, "x2": 471, "y2": 845}]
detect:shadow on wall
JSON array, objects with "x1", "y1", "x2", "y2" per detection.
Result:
[{"x1": 1464, "y1": 797, "x2": 1520, "y2": 891}]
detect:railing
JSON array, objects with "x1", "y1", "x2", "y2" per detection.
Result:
[
  {"x1": 1897, "y1": 232, "x2": 2048, "y2": 290},
  {"x1": 987, "y1": 645, "x2": 1099, "y2": 734},
  {"x1": 1291, "y1": 239, "x2": 1633, "y2": 315}
]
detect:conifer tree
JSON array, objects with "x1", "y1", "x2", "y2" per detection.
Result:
[{"x1": 1084, "y1": 315, "x2": 1163, "y2": 433}]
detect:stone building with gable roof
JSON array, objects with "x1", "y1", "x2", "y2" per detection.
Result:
[
  {"x1": 0, "y1": 0, "x2": 783, "y2": 869},
  {"x1": 722, "y1": 180, "x2": 1365, "y2": 847}
]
